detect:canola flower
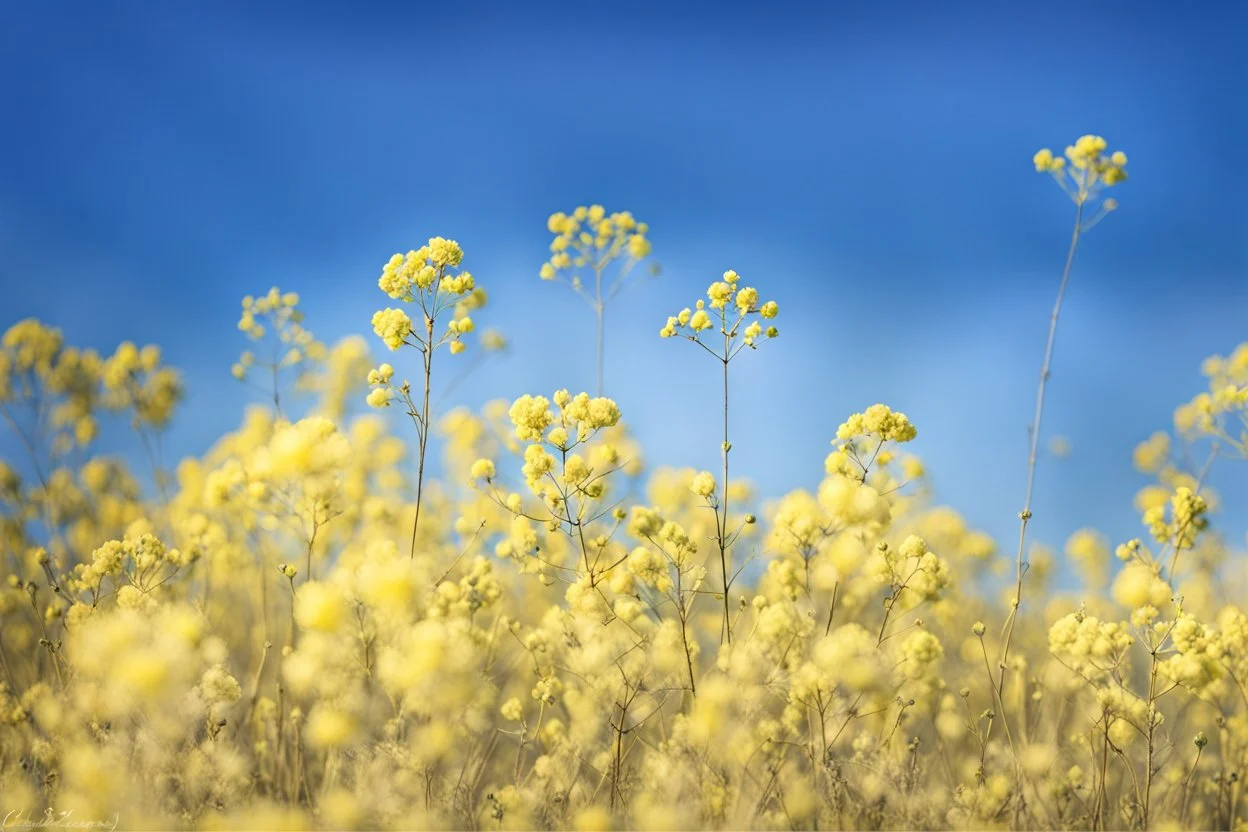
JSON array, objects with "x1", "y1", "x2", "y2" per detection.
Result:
[{"x1": 1, "y1": 135, "x2": 1247, "y2": 832}]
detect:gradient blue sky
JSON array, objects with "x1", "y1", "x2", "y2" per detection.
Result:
[{"x1": 2, "y1": 2, "x2": 1245, "y2": 562}]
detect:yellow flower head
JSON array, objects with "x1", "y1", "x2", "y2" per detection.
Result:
[
  {"x1": 371, "y1": 308, "x2": 412, "y2": 351},
  {"x1": 1035, "y1": 134, "x2": 1128, "y2": 207}
]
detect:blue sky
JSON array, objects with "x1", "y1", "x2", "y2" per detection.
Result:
[{"x1": 2, "y1": 1, "x2": 1245, "y2": 564}]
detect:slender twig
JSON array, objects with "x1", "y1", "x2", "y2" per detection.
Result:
[{"x1": 998, "y1": 198, "x2": 1085, "y2": 697}]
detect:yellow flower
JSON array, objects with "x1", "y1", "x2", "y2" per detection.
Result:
[
  {"x1": 294, "y1": 582, "x2": 346, "y2": 632},
  {"x1": 690, "y1": 471, "x2": 716, "y2": 498},
  {"x1": 509, "y1": 395, "x2": 553, "y2": 441},
  {"x1": 1037, "y1": 134, "x2": 1128, "y2": 205},
  {"x1": 836, "y1": 404, "x2": 917, "y2": 443},
  {"x1": 306, "y1": 708, "x2": 358, "y2": 748},
  {"x1": 371, "y1": 308, "x2": 413, "y2": 351},
  {"x1": 427, "y1": 236, "x2": 464, "y2": 268},
  {"x1": 1112, "y1": 562, "x2": 1170, "y2": 610},
  {"x1": 500, "y1": 698, "x2": 523, "y2": 722}
]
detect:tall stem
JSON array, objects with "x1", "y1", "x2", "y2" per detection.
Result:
[
  {"x1": 1143, "y1": 644, "x2": 1159, "y2": 830},
  {"x1": 410, "y1": 316, "x2": 434, "y2": 559},
  {"x1": 610, "y1": 699, "x2": 627, "y2": 811},
  {"x1": 719, "y1": 344, "x2": 732, "y2": 645},
  {"x1": 1097, "y1": 717, "x2": 1110, "y2": 831},
  {"x1": 998, "y1": 199, "x2": 1084, "y2": 695}
]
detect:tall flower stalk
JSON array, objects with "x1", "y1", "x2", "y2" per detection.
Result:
[
  {"x1": 540, "y1": 205, "x2": 654, "y2": 395},
  {"x1": 996, "y1": 136, "x2": 1128, "y2": 694},
  {"x1": 661, "y1": 270, "x2": 779, "y2": 644},
  {"x1": 366, "y1": 237, "x2": 487, "y2": 558}
]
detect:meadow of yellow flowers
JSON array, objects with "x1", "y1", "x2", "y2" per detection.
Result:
[{"x1": 0, "y1": 136, "x2": 1245, "y2": 832}]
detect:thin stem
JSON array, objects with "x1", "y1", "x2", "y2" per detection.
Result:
[
  {"x1": 304, "y1": 519, "x2": 319, "y2": 584},
  {"x1": 233, "y1": 638, "x2": 271, "y2": 744},
  {"x1": 410, "y1": 315, "x2": 434, "y2": 559},
  {"x1": 1180, "y1": 745, "x2": 1203, "y2": 828},
  {"x1": 31, "y1": 593, "x2": 65, "y2": 691},
  {"x1": 680, "y1": 609, "x2": 697, "y2": 695},
  {"x1": 271, "y1": 361, "x2": 281, "y2": 417},
  {"x1": 610, "y1": 698, "x2": 628, "y2": 811},
  {"x1": 676, "y1": 569, "x2": 697, "y2": 695},
  {"x1": 596, "y1": 265, "x2": 605, "y2": 396},
  {"x1": 824, "y1": 581, "x2": 840, "y2": 637},
  {"x1": 1096, "y1": 718, "x2": 1111, "y2": 831},
  {"x1": 0, "y1": 403, "x2": 49, "y2": 489},
  {"x1": 998, "y1": 198, "x2": 1084, "y2": 697},
  {"x1": 1143, "y1": 647, "x2": 1159, "y2": 830},
  {"x1": 719, "y1": 347, "x2": 732, "y2": 645},
  {"x1": 287, "y1": 575, "x2": 297, "y2": 650}
]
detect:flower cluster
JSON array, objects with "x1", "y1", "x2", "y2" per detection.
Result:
[
  {"x1": 1048, "y1": 608, "x2": 1134, "y2": 678},
  {"x1": 232, "y1": 288, "x2": 326, "y2": 416},
  {"x1": 870, "y1": 534, "x2": 951, "y2": 605},
  {"x1": 1033, "y1": 134, "x2": 1128, "y2": 212},
  {"x1": 68, "y1": 532, "x2": 195, "y2": 601},
  {"x1": 540, "y1": 205, "x2": 652, "y2": 283},
  {"x1": 371, "y1": 236, "x2": 484, "y2": 357},
  {"x1": 836, "y1": 403, "x2": 917, "y2": 444},
  {"x1": 1142, "y1": 485, "x2": 1208, "y2": 549},
  {"x1": 660, "y1": 269, "x2": 778, "y2": 348},
  {"x1": 504, "y1": 390, "x2": 622, "y2": 497},
  {"x1": 365, "y1": 362, "x2": 395, "y2": 408},
  {"x1": 1174, "y1": 342, "x2": 1248, "y2": 457},
  {"x1": 1, "y1": 319, "x2": 183, "y2": 454},
  {"x1": 371, "y1": 307, "x2": 413, "y2": 351},
  {"x1": 101, "y1": 341, "x2": 184, "y2": 430}
]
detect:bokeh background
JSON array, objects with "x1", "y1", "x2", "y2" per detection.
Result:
[{"x1": 2, "y1": 1, "x2": 1245, "y2": 573}]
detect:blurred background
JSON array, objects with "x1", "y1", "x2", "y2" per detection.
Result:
[{"x1": 2, "y1": 1, "x2": 1245, "y2": 572}]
